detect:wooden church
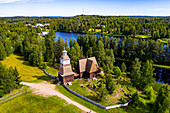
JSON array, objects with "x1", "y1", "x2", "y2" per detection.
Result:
[
  {"x1": 78, "y1": 57, "x2": 101, "y2": 79},
  {"x1": 58, "y1": 49, "x2": 101, "y2": 84},
  {"x1": 58, "y1": 49, "x2": 75, "y2": 84}
]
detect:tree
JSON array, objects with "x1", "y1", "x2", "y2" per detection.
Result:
[
  {"x1": 0, "y1": 90, "x2": 4, "y2": 98},
  {"x1": 13, "y1": 67, "x2": 21, "y2": 86},
  {"x1": 121, "y1": 62, "x2": 127, "y2": 72},
  {"x1": 105, "y1": 74, "x2": 116, "y2": 94},
  {"x1": 87, "y1": 47, "x2": 93, "y2": 57},
  {"x1": 4, "y1": 40, "x2": 13, "y2": 56},
  {"x1": 28, "y1": 45, "x2": 43, "y2": 66},
  {"x1": 70, "y1": 39, "x2": 82, "y2": 69},
  {"x1": 141, "y1": 60, "x2": 155, "y2": 88},
  {"x1": 131, "y1": 58, "x2": 141, "y2": 87},
  {"x1": 43, "y1": 62, "x2": 47, "y2": 69},
  {"x1": 45, "y1": 35, "x2": 54, "y2": 62},
  {"x1": 153, "y1": 84, "x2": 170, "y2": 113},
  {"x1": 0, "y1": 63, "x2": 20, "y2": 94},
  {"x1": 97, "y1": 40, "x2": 105, "y2": 66},
  {"x1": 131, "y1": 91, "x2": 140, "y2": 108},
  {"x1": 0, "y1": 41, "x2": 7, "y2": 60},
  {"x1": 113, "y1": 66, "x2": 122, "y2": 78},
  {"x1": 98, "y1": 87, "x2": 108, "y2": 101}
]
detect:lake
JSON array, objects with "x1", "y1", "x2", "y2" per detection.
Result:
[
  {"x1": 55, "y1": 31, "x2": 123, "y2": 47},
  {"x1": 55, "y1": 31, "x2": 169, "y2": 84}
]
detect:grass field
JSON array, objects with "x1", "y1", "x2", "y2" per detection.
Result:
[
  {"x1": 135, "y1": 35, "x2": 151, "y2": 38},
  {"x1": 153, "y1": 64, "x2": 170, "y2": 70},
  {"x1": 56, "y1": 85, "x2": 129, "y2": 113},
  {"x1": 157, "y1": 38, "x2": 170, "y2": 44},
  {"x1": 68, "y1": 79, "x2": 129, "y2": 106},
  {"x1": 0, "y1": 54, "x2": 58, "y2": 82},
  {"x1": 0, "y1": 93, "x2": 82, "y2": 113},
  {"x1": 88, "y1": 28, "x2": 101, "y2": 33},
  {"x1": 44, "y1": 62, "x2": 58, "y2": 77}
]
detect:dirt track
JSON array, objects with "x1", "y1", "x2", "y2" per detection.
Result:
[{"x1": 21, "y1": 81, "x2": 96, "y2": 113}]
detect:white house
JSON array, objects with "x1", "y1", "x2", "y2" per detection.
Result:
[
  {"x1": 36, "y1": 23, "x2": 44, "y2": 27},
  {"x1": 42, "y1": 31, "x2": 49, "y2": 35}
]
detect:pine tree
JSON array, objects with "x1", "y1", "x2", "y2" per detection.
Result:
[
  {"x1": 153, "y1": 84, "x2": 170, "y2": 113},
  {"x1": 0, "y1": 41, "x2": 7, "y2": 60},
  {"x1": 121, "y1": 62, "x2": 127, "y2": 72},
  {"x1": 141, "y1": 60, "x2": 155, "y2": 88},
  {"x1": 113, "y1": 66, "x2": 122, "y2": 78},
  {"x1": 97, "y1": 40, "x2": 105, "y2": 66},
  {"x1": 131, "y1": 58, "x2": 141, "y2": 87},
  {"x1": 13, "y1": 67, "x2": 21, "y2": 86},
  {"x1": 131, "y1": 91, "x2": 140, "y2": 108},
  {"x1": 105, "y1": 74, "x2": 116, "y2": 94},
  {"x1": 87, "y1": 47, "x2": 93, "y2": 57},
  {"x1": 45, "y1": 35, "x2": 54, "y2": 62},
  {"x1": 98, "y1": 86, "x2": 108, "y2": 101},
  {"x1": 4, "y1": 40, "x2": 13, "y2": 56}
]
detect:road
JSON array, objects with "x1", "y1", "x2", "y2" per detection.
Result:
[{"x1": 21, "y1": 81, "x2": 96, "y2": 113}]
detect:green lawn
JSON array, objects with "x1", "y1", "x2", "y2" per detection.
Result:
[
  {"x1": 135, "y1": 35, "x2": 151, "y2": 38},
  {"x1": 116, "y1": 57, "x2": 170, "y2": 70},
  {"x1": 56, "y1": 85, "x2": 128, "y2": 113},
  {"x1": 0, "y1": 54, "x2": 58, "y2": 82},
  {"x1": 44, "y1": 62, "x2": 58, "y2": 77},
  {"x1": 153, "y1": 64, "x2": 170, "y2": 70},
  {"x1": 88, "y1": 28, "x2": 102, "y2": 33},
  {"x1": 68, "y1": 79, "x2": 129, "y2": 106},
  {"x1": 157, "y1": 38, "x2": 170, "y2": 44},
  {"x1": 0, "y1": 93, "x2": 82, "y2": 113}
]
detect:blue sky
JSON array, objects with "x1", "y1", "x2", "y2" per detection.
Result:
[{"x1": 0, "y1": 0, "x2": 170, "y2": 17}]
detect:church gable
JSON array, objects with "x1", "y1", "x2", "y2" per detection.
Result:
[
  {"x1": 86, "y1": 60, "x2": 98, "y2": 73},
  {"x1": 79, "y1": 59, "x2": 87, "y2": 73},
  {"x1": 78, "y1": 57, "x2": 99, "y2": 74}
]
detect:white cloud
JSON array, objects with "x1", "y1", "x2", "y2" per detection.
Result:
[
  {"x1": 0, "y1": 0, "x2": 53, "y2": 3},
  {"x1": 30, "y1": 0, "x2": 54, "y2": 3},
  {"x1": 0, "y1": 0, "x2": 25, "y2": 3}
]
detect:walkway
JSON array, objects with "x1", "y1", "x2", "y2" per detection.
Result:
[{"x1": 21, "y1": 81, "x2": 96, "y2": 113}]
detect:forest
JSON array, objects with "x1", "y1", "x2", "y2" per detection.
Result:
[
  {"x1": 0, "y1": 16, "x2": 169, "y2": 113},
  {"x1": 0, "y1": 15, "x2": 170, "y2": 38}
]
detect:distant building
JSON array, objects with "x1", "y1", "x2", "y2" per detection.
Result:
[
  {"x1": 42, "y1": 31, "x2": 49, "y2": 35},
  {"x1": 44, "y1": 23, "x2": 50, "y2": 26},
  {"x1": 36, "y1": 23, "x2": 44, "y2": 27},
  {"x1": 58, "y1": 49, "x2": 101, "y2": 84}
]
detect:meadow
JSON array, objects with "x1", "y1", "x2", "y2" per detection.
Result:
[
  {"x1": 0, "y1": 54, "x2": 58, "y2": 82},
  {"x1": 0, "y1": 92, "x2": 82, "y2": 113},
  {"x1": 135, "y1": 35, "x2": 151, "y2": 38}
]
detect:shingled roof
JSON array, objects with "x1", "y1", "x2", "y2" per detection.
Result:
[{"x1": 79, "y1": 57, "x2": 99, "y2": 73}]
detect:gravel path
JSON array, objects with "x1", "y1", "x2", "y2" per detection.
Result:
[{"x1": 21, "y1": 81, "x2": 96, "y2": 113}]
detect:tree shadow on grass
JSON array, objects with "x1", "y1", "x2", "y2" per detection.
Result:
[
  {"x1": 16, "y1": 57, "x2": 24, "y2": 61},
  {"x1": 33, "y1": 75, "x2": 59, "y2": 84},
  {"x1": 22, "y1": 61, "x2": 31, "y2": 66}
]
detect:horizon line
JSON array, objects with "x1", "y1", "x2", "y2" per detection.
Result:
[{"x1": 0, "y1": 14, "x2": 170, "y2": 18}]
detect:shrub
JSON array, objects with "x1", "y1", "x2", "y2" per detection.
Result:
[
  {"x1": 0, "y1": 90, "x2": 4, "y2": 98},
  {"x1": 43, "y1": 63, "x2": 47, "y2": 69},
  {"x1": 152, "y1": 82, "x2": 162, "y2": 92}
]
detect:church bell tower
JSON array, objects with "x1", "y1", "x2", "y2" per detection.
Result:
[{"x1": 58, "y1": 48, "x2": 75, "y2": 84}]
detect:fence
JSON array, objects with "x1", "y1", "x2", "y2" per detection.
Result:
[
  {"x1": 63, "y1": 84, "x2": 131, "y2": 109},
  {"x1": 0, "y1": 92, "x2": 26, "y2": 104},
  {"x1": 0, "y1": 86, "x2": 25, "y2": 101},
  {"x1": 38, "y1": 66, "x2": 131, "y2": 109},
  {"x1": 38, "y1": 66, "x2": 59, "y2": 80}
]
